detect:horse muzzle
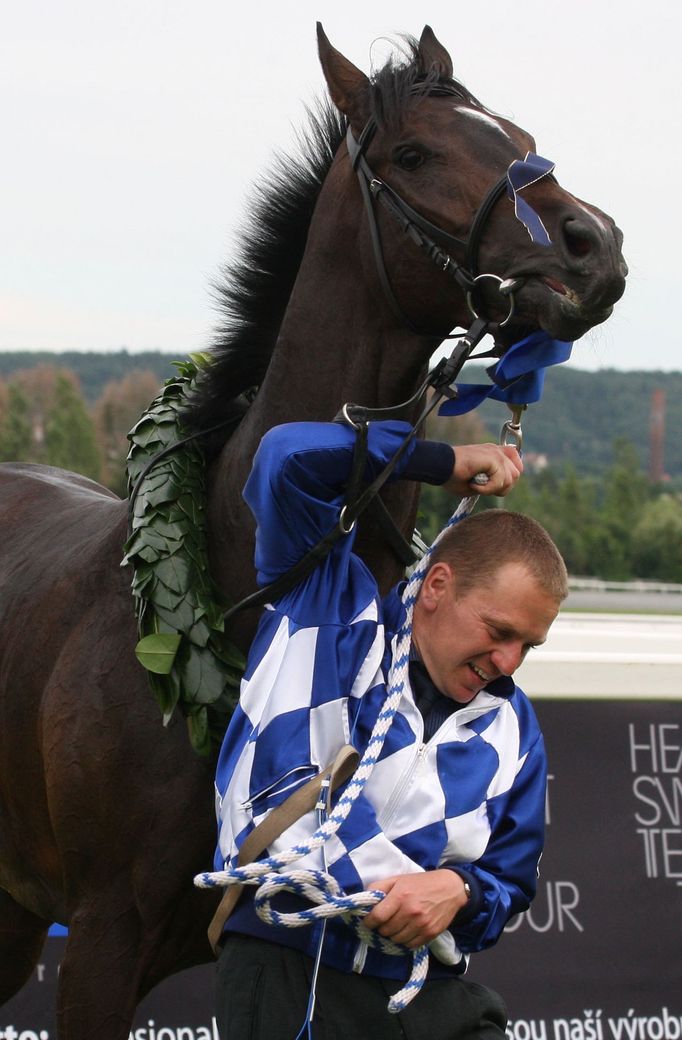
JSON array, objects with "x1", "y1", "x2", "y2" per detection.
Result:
[{"x1": 503, "y1": 206, "x2": 627, "y2": 340}]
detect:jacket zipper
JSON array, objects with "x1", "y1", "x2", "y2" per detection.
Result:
[
  {"x1": 375, "y1": 705, "x2": 482, "y2": 830},
  {"x1": 377, "y1": 741, "x2": 427, "y2": 830},
  {"x1": 240, "y1": 763, "x2": 315, "y2": 811}
]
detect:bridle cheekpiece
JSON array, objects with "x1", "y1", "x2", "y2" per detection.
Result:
[{"x1": 346, "y1": 85, "x2": 555, "y2": 340}]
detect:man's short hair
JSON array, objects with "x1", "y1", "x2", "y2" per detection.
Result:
[{"x1": 427, "y1": 509, "x2": 569, "y2": 603}]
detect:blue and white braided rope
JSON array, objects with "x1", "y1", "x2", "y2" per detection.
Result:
[{"x1": 195, "y1": 494, "x2": 477, "y2": 1013}]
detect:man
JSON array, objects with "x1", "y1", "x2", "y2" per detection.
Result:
[{"x1": 211, "y1": 418, "x2": 567, "y2": 1040}]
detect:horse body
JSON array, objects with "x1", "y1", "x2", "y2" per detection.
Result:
[
  {"x1": 0, "y1": 471, "x2": 220, "y2": 1025},
  {"x1": 0, "y1": 26, "x2": 626, "y2": 1038}
]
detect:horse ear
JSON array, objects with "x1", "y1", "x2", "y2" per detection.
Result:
[
  {"x1": 417, "y1": 26, "x2": 453, "y2": 79},
  {"x1": 317, "y1": 23, "x2": 371, "y2": 129}
]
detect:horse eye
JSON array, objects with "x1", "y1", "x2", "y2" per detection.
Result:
[{"x1": 394, "y1": 147, "x2": 426, "y2": 171}]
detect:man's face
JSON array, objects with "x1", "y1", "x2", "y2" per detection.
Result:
[{"x1": 412, "y1": 560, "x2": 560, "y2": 704}]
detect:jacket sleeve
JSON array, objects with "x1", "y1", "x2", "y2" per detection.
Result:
[
  {"x1": 450, "y1": 729, "x2": 548, "y2": 953},
  {"x1": 243, "y1": 421, "x2": 453, "y2": 587}
]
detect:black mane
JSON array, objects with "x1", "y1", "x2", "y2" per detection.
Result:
[
  {"x1": 183, "y1": 37, "x2": 480, "y2": 437},
  {"x1": 182, "y1": 99, "x2": 346, "y2": 438}
]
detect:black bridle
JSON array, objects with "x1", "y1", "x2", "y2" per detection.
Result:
[
  {"x1": 128, "y1": 90, "x2": 528, "y2": 624},
  {"x1": 221, "y1": 90, "x2": 529, "y2": 617},
  {"x1": 346, "y1": 94, "x2": 517, "y2": 339}
]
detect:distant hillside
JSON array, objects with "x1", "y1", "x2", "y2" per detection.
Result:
[
  {"x1": 0, "y1": 350, "x2": 177, "y2": 404},
  {"x1": 1, "y1": 351, "x2": 680, "y2": 479},
  {"x1": 469, "y1": 365, "x2": 682, "y2": 478}
]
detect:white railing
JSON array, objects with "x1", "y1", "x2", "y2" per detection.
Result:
[
  {"x1": 518, "y1": 612, "x2": 682, "y2": 699},
  {"x1": 568, "y1": 576, "x2": 682, "y2": 595}
]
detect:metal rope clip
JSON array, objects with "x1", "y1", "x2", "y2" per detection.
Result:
[
  {"x1": 470, "y1": 404, "x2": 526, "y2": 487},
  {"x1": 500, "y1": 403, "x2": 525, "y2": 451}
]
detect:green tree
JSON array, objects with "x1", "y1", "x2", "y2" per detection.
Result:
[
  {"x1": 598, "y1": 438, "x2": 649, "y2": 580},
  {"x1": 44, "y1": 374, "x2": 102, "y2": 481},
  {"x1": 93, "y1": 370, "x2": 161, "y2": 494},
  {"x1": 546, "y1": 465, "x2": 600, "y2": 575},
  {"x1": 631, "y1": 495, "x2": 682, "y2": 582},
  {"x1": 0, "y1": 383, "x2": 33, "y2": 461},
  {"x1": 424, "y1": 432, "x2": 682, "y2": 583}
]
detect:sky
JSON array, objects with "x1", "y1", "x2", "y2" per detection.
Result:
[{"x1": 3, "y1": 0, "x2": 680, "y2": 372}]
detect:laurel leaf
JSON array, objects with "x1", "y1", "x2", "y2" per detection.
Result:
[
  {"x1": 135, "y1": 632, "x2": 182, "y2": 674},
  {"x1": 123, "y1": 359, "x2": 246, "y2": 754}
]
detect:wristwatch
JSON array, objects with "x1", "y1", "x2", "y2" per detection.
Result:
[{"x1": 462, "y1": 879, "x2": 471, "y2": 901}]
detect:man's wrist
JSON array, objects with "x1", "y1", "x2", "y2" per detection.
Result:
[
  {"x1": 402, "y1": 440, "x2": 455, "y2": 485},
  {"x1": 444, "y1": 867, "x2": 482, "y2": 926}
]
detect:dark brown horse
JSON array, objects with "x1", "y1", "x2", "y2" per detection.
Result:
[{"x1": 0, "y1": 25, "x2": 626, "y2": 1039}]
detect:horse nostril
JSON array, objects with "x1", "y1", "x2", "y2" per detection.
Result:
[
  {"x1": 561, "y1": 216, "x2": 598, "y2": 260},
  {"x1": 562, "y1": 219, "x2": 595, "y2": 259}
]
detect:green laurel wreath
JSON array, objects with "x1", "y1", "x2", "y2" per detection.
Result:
[{"x1": 122, "y1": 355, "x2": 245, "y2": 757}]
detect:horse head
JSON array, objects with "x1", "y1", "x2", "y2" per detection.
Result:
[{"x1": 318, "y1": 24, "x2": 627, "y2": 352}]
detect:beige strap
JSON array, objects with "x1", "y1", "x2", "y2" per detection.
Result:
[{"x1": 207, "y1": 745, "x2": 359, "y2": 955}]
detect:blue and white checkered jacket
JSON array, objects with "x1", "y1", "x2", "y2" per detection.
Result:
[{"x1": 214, "y1": 420, "x2": 547, "y2": 980}]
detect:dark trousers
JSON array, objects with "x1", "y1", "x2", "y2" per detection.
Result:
[{"x1": 216, "y1": 933, "x2": 507, "y2": 1040}]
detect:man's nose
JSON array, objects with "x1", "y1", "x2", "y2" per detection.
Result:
[{"x1": 491, "y1": 643, "x2": 525, "y2": 676}]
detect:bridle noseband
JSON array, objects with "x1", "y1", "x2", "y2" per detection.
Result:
[{"x1": 346, "y1": 89, "x2": 519, "y2": 339}]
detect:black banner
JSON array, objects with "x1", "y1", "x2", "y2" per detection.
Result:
[
  {"x1": 467, "y1": 700, "x2": 682, "y2": 1040},
  {"x1": 2, "y1": 699, "x2": 681, "y2": 1040}
]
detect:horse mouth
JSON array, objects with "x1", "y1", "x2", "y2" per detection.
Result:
[
  {"x1": 506, "y1": 274, "x2": 615, "y2": 341},
  {"x1": 489, "y1": 275, "x2": 616, "y2": 351},
  {"x1": 542, "y1": 276, "x2": 577, "y2": 303}
]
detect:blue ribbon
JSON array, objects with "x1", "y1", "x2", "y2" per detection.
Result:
[
  {"x1": 507, "y1": 152, "x2": 555, "y2": 246},
  {"x1": 437, "y1": 153, "x2": 564, "y2": 417},
  {"x1": 438, "y1": 330, "x2": 573, "y2": 416}
]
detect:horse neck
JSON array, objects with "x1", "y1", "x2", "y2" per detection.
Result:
[
  {"x1": 265, "y1": 171, "x2": 441, "y2": 412},
  {"x1": 216, "y1": 162, "x2": 443, "y2": 464},
  {"x1": 257, "y1": 291, "x2": 433, "y2": 423},
  {"x1": 206, "y1": 169, "x2": 440, "y2": 627}
]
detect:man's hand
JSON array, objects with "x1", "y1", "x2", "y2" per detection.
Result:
[
  {"x1": 362, "y1": 870, "x2": 468, "y2": 949},
  {"x1": 444, "y1": 443, "x2": 522, "y2": 498}
]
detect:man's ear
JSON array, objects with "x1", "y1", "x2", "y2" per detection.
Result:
[{"x1": 418, "y1": 561, "x2": 453, "y2": 611}]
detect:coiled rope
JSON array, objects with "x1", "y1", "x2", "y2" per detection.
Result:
[{"x1": 194, "y1": 493, "x2": 477, "y2": 1013}]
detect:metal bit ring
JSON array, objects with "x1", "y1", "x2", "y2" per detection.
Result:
[{"x1": 466, "y1": 273, "x2": 516, "y2": 327}]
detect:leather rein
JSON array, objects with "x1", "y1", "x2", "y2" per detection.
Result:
[{"x1": 220, "y1": 317, "x2": 491, "y2": 625}]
